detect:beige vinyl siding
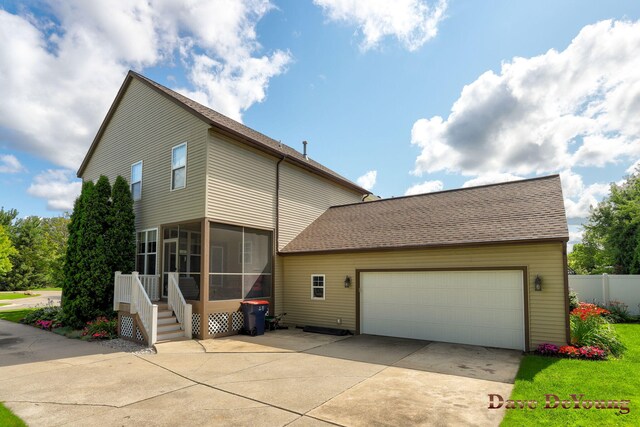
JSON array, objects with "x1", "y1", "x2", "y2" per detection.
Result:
[
  {"x1": 279, "y1": 162, "x2": 363, "y2": 250},
  {"x1": 206, "y1": 132, "x2": 277, "y2": 229},
  {"x1": 82, "y1": 78, "x2": 208, "y2": 230},
  {"x1": 282, "y1": 242, "x2": 567, "y2": 349}
]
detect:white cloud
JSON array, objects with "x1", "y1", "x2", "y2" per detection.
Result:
[
  {"x1": 357, "y1": 170, "x2": 377, "y2": 190},
  {"x1": 0, "y1": 154, "x2": 25, "y2": 173},
  {"x1": 27, "y1": 169, "x2": 82, "y2": 211},
  {"x1": 0, "y1": 1, "x2": 290, "y2": 170},
  {"x1": 411, "y1": 20, "x2": 640, "y2": 178},
  {"x1": 405, "y1": 180, "x2": 443, "y2": 195},
  {"x1": 627, "y1": 159, "x2": 640, "y2": 175},
  {"x1": 314, "y1": 0, "x2": 447, "y2": 51},
  {"x1": 462, "y1": 173, "x2": 524, "y2": 188},
  {"x1": 563, "y1": 182, "x2": 610, "y2": 219}
]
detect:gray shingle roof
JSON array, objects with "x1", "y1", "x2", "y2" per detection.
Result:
[
  {"x1": 280, "y1": 175, "x2": 569, "y2": 254},
  {"x1": 78, "y1": 71, "x2": 367, "y2": 194}
]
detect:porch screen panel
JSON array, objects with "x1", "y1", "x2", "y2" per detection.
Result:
[{"x1": 209, "y1": 223, "x2": 272, "y2": 301}]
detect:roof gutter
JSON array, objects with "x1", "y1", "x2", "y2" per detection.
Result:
[{"x1": 278, "y1": 237, "x2": 570, "y2": 256}]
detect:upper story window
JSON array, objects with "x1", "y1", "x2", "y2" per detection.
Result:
[
  {"x1": 311, "y1": 274, "x2": 325, "y2": 300},
  {"x1": 131, "y1": 161, "x2": 142, "y2": 201},
  {"x1": 171, "y1": 143, "x2": 187, "y2": 190}
]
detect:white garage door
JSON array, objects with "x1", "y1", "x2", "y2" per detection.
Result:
[{"x1": 360, "y1": 270, "x2": 525, "y2": 350}]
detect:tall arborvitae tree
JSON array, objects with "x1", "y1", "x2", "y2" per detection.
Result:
[
  {"x1": 106, "y1": 176, "x2": 136, "y2": 305},
  {"x1": 62, "y1": 180, "x2": 93, "y2": 326},
  {"x1": 62, "y1": 177, "x2": 112, "y2": 326}
]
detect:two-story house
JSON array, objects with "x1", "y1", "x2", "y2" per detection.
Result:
[{"x1": 79, "y1": 71, "x2": 570, "y2": 351}]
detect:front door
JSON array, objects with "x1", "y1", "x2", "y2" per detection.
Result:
[{"x1": 163, "y1": 238, "x2": 178, "y2": 298}]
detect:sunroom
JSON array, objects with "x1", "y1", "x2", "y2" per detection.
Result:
[{"x1": 115, "y1": 218, "x2": 273, "y2": 343}]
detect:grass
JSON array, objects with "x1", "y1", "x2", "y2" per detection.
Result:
[
  {"x1": 0, "y1": 303, "x2": 9, "y2": 307},
  {"x1": 502, "y1": 324, "x2": 640, "y2": 426},
  {"x1": 0, "y1": 403, "x2": 26, "y2": 427},
  {"x1": 0, "y1": 308, "x2": 37, "y2": 323},
  {"x1": 0, "y1": 292, "x2": 40, "y2": 300},
  {"x1": 38, "y1": 287, "x2": 62, "y2": 291}
]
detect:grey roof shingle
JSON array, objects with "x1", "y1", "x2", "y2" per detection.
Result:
[{"x1": 280, "y1": 175, "x2": 569, "y2": 254}]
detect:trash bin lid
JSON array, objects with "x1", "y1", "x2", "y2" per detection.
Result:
[{"x1": 241, "y1": 299, "x2": 270, "y2": 305}]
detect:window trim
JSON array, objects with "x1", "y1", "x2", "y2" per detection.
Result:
[
  {"x1": 131, "y1": 161, "x2": 143, "y2": 201},
  {"x1": 170, "y1": 142, "x2": 187, "y2": 191},
  {"x1": 136, "y1": 227, "x2": 158, "y2": 275},
  {"x1": 311, "y1": 274, "x2": 325, "y2": 300}
]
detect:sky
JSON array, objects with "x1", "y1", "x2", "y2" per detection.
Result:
[{"x1": 1, "y1": 0, "x2": 639, "y2": 251}]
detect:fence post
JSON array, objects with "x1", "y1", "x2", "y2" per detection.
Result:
[
  {"x1": 113, "y1": 271, "x2": 121, "y2": 311},
  {"x1": 602, "y1": 273, "x2": 610, "y2": 306}
]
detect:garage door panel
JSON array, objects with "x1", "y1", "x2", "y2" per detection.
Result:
[{"x1": 361, "y1": 270, "x2": 525, "y2": 350}]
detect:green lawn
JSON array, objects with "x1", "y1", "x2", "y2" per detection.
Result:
[
  {"x1": 38, "y1": 287, "x2": 62, "y2": 291},
  {"x1": 0, "y1": 292, "x2": 40, "y2": 300},
  {"x1": 0, "y1": 403, "x2": 26, "y2": 427},
  {"x1": 0, "y1": 308, "x2": 36, "y2": 323},
  {"x1": 502, "y1": 324, "x2": 639, "y2": 426}
]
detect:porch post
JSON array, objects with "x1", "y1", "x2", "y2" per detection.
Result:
[
  {"x1": 113, "y1": 271, "x2": 122, "y2": 311},
  {"x1": 200, "y1": 218, "x2": 210, "y2": 339}
]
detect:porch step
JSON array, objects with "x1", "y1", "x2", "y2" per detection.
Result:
[
  {"x1": 157, "y1": 315, "x2": 178, "y2": 325},
  {"x1": 156, "y1": 330, "x2": 186, "y2": 341},
  {"x1": 158, "y1": 309, "x2": 173, "y2": 318},
  {"x1": 158, "y1": 323, "x2": 182, "y2": 333}
]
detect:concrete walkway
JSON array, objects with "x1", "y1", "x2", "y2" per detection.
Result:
[
  {"x1": 0, "y1": 291, "x2": 61, "y2": 311},
  {"x1": 0, "y1": 321, "x2": 521, "y2": 426}
]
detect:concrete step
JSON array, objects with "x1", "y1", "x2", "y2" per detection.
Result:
[
  {"x1": 156, "y1": 330, "x2": 185, "y2": 341},
  {"x1": 158, "y1": 323, "x2": 182, "y2": 333},
  {"x1": 157, "y1": 316, "x2": 178, "y2": 325}
]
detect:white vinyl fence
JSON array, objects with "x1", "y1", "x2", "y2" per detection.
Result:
[{"x1": 569, "y1": 274, "x2": 640, "y2": 315}]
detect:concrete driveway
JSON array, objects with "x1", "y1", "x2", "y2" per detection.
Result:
[
  {"x1": 0, "y1": 291, "x2": 61, "y2": 311},
  {"x1": 0, "y1": 321, "x2": 522, "y2": 426}
]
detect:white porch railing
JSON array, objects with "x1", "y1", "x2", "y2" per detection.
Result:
[
  {"x1": 140, "y1": 275, "x2": 160, "y2": 301},
  {"x1": 114, "y1": 271, "x2": 158, "y2": 345},
  {"x1": 113, "y1": 272, "x2": 132, "y2": 309},
  {"x1": 168, "y1": 272, "x2": 192, "y2": 338}
]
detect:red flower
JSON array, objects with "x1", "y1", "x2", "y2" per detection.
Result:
[{"x1": 570, "y1": 303, "x2": 609, "y2": 321}]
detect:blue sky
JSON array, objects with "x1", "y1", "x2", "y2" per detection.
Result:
[{"x1": 1, "y1": 0, "x2": 639, "y2": 251}]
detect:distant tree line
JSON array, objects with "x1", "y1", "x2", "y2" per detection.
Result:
[
  {"x1": 0, "y1": 208, "x2": 69, "y2": 290},
  {"x1": 569, "y1": 170, "x2": 640, "y2": 274}
]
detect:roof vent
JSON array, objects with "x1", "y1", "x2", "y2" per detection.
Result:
[
  {"x1": 278, "y1": 140, "x2": 282, "y2": 149},
  {"x1": 303, "y1": 140, "x2": 308, "y2": 160}
]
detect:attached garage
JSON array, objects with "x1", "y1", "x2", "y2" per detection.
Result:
[
  {"x1": 280, "y1": 176, "x2": 570, "y2": 351},
  {"x1": 359, "y1": 270, "x2": 526, "y2": 350}
]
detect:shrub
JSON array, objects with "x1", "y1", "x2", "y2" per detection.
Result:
[
  {"x1": 568, "y1": 288, "x2": 579, "y2": 311},
  {"x1": 604, "y1": 300, "x2": 633, "y2": 323},
  {"x1": 570, "y1": 303, "x2": 625, "y2": 357},
  {"x1": 22, "y1": 304, "x2": 63, "y2": 326},
  {"x1": 82, "y1": 316, "x2": 117, "y2": 340},
  {"x1": 536, "y1": 343, "x2": 559, "y2": 355}
]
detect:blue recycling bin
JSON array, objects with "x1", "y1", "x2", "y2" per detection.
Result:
[{"x1": 241, "y1": 300, "x2": 269, "y2": 336}]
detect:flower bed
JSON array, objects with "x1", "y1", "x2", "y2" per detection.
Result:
[
  {"x1": 536, "y1": 343, "x2": 607, "y2": 360},
  {"x1": 535, "y1": 301, "x2": 626, "y2": 360}
]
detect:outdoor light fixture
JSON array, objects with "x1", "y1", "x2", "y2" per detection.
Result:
[
  {"x1": 344, "y1": 276, "x2": 352, "y2": 288},
  {"x1": 534, "y1": 274, "x2": 543, "y2": 291}
]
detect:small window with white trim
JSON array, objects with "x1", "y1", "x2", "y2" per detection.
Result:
[
  {"x1": 171, "y1": 143, "x2": 187, "y2": 190},
  {"x1": 311, "y1": 274, "x2": 325, "y2": 300},
  {"x1": 131, "y1": 161, "x2": 142, "y2": 201}
]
